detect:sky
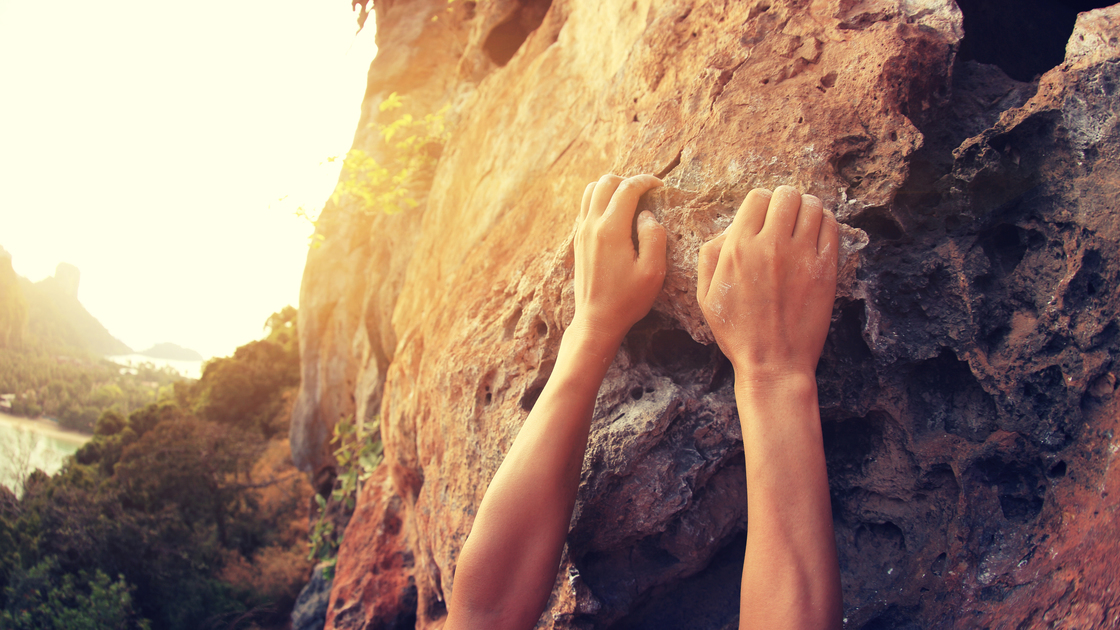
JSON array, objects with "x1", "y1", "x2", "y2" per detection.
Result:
[{"x1": 0, "y1": 0, "x2": 378, "y2": 360}]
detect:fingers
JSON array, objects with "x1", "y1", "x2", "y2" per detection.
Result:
[
  {"x1": 601, "y1": 174, "x2": 663, "y2": 230},
  {"x1": 727, "y1": 188, "x2": 772, "y2": 240},
  {"x1": 636, "y1": 211, "x2": 667, "y2": 279},
  {"x1": 793, "y1": 193, "x2": 823, "y2": 242},
  {"x1": 761, "y1": 185, "x2": 804, "y2": 237},
  {"x1": 818, "y1": 208, "x2": 840, "y2": 261},
  {"x1": 697, "y1": 231, "x2": 727, "y2": 301},
  {"x1": 579, "y1": 182, "x2": 595, "y2": 222},
  {"x1": 586, "y1": 174, "x2": 624, "y2": 221}
]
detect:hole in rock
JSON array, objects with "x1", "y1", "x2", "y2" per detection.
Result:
[
  {"x1": 930, "y1": 552, "x2": 948, "y2": 577},
  {"x1": 848, "y1": 207, "x2": 905, "y2": 241},
  {"x1": 906, "y1": 349, "x2": 996, "y2": 442},
  {"x1": 823, "y1": 412, "x2": 889, "y2": 482},
  {"x1": 860, "y1": 604, "x2": 923, "y2": 630},
  {"x1": 608, "y1": 532, "x2": 746, "y2": 630},
  {"x1": 971, "y1": 456, "x2": 1046, "y2": 523},
  {"x1": 478, "y1": 370, "x2": 497, "y2": 408},
  {"x1": 520, "y1": 381, "x2": 544, "y2": 411},
  {"x1": 482, "y1": 0, "x2": 552, "y2": 67},
  {"x1": 828, "y1": 301, "x2": 873, "y2": 361},
  {"x1": 520, "y1": 360, "x2": 554, "y2": 412},
  {"x1": 1067, "y1": 249, "x2": 1105, "y2": 304},
  {"x1": 1022, "y1": 364, "x2": 1065, "y2": 414},
  {"x1": 630, "y1": 387, "x2": 645, "y2": 400},
  {"x1": 503, "y1": 305, "x2": 522, "y2": 339},
  {"x1": 955, "y1": 0, "x2": 1113, "y2": 82},
  {"x1": 1047, "y1": 460, "x2": 1067, "y2": 478},
  {"x1": 1085, "y1": 321, "x2": 1120, "y2": 352},
  {"x1": 836, "y1": 152, "x2": 866, "y2": 191},
  {"x1": 817, "y1": 301, "x2": 876, "y2": 412},
  {"x1": 854, "y1": 521, "x2": 907, "y2": 572},
  {"x1": 577, "y1": 538, "x2": 684, "y2": 619},
  {"x1": 977, "y1": 223, "x2": 1029, "y2": 277},
  {"x1": 650, "y1": 329, "x2": 711, "y2": 376},
  {"x1": 708, "y1": 351, "x2": 733, "y2": 393},
  {"x1": 427, "y1": 578, "x2": 448, "y2": 620}
]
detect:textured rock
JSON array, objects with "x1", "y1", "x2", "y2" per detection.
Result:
[
  {"x1": 292, "y1": 563, "x2": 336, "y2": 630},
  {"x1": 293, "y1": 1, "x2": 1120, "y2": 627}
]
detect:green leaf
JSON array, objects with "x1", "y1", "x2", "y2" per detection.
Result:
[{"x1": 379, "y1": 92, "x2": 403, "y2": 112}]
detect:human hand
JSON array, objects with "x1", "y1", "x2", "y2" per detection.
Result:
[
  {"x1": 571, "y1": 174, "x2": 667, "y2": 346},
  {"x1": 697, "y1": 186, "x2": 838, "y2": 384}
]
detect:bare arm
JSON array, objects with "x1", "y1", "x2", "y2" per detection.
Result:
[
  {"x1": 697, "y1": 186, "x2": 843, "y2": 630},
  {"x1": 446, "y1": 174, "x2": 667, "y2": 630}
]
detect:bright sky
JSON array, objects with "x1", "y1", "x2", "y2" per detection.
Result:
[{"x1": 0, "y1": 0, "x2": 377, "y2": 360}]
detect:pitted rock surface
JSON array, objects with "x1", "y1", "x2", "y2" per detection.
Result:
[{"x1": 293, "y1": 1, "x2": 1120, "y2": 628}]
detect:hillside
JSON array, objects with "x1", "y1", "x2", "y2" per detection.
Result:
[
  {"x1": 0, "y1": 250, "x2": 27, "y2": 348},
  {"x1": 137, "y1": 342, "x2": 204, "y2": 361},
  {"x1": 4, "y1": 260, "x2": 131, "y2": 356}
]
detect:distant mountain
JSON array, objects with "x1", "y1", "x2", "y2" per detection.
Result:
[
  {"x1": 137, "y1": 342, "x2": 203, "y2": 361},
  {"x1": 0, "y1": 249, "x2": 28, "y2": 348},
  {"x1": 2, "y1": 255, "x2": 132, "y2": 356}
]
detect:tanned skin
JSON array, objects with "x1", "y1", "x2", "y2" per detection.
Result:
[
  {"x1": 446, "y1": 174, "x2": 668, "y2": 630},
  {"x1": 445, "y1": 177, "x2": 842, "y2": 630},
  {"x1": 697, "y1": 186, "x2": 843, "y2": 630}
]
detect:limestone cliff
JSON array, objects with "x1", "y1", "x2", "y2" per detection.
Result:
[{"x1": 292, "y1": 1, "x2": 1120, "y2": 627}]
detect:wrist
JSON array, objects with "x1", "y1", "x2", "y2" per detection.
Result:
[
  {"x1": 733, "y1": 368, "x2": 818, "y2": 402},
  {"x1": 564, "y1": 316, "x2": 626, "y2": 355}
]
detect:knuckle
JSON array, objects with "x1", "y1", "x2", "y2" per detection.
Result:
[
  {"x1": 615, "y1": 178, "x2": 640, "y2": 194},
  {"x1": 592, "y1": 226, "x2": 613, "y2": 244}
]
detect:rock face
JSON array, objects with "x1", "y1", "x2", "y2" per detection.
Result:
[{"x1": 292, "y1": 1, "x2": 1120, "y2": 627}]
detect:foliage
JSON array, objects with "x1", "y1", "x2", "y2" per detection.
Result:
[
  {"x1": 0, "y1": 348, "x2": 183, "y2": 433},
  {"x1": 330, "y1": 93, "x2": 450, "y2": 215},
  {"x1": 0, "y1": 308, "x2": 314, "y2": 630},
  {"x1": 176, "y1": 306, "x2": 299, "y2": 438},
  {"x1": 307, "y1": 415, "x2": 383, "y2": 579},
  {"x1": 0, "y1": 558, "x2": 150, "y2": 630}
]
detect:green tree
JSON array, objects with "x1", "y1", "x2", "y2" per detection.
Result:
[{"x1": 0, "y1": 559, "x2": 150, "y2": 630}]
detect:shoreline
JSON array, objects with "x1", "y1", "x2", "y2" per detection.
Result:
[{"x1": 0, "y1": 411, "x2": 92, "y2": 446}]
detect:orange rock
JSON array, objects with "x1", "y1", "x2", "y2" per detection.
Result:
[{"x1": 297, "y1": 1, "x2": 1120, "y2": 628}]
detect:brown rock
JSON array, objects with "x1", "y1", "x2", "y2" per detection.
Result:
[{"x1": 293, "y1": 0, "x2": 1120, "y2": 628}]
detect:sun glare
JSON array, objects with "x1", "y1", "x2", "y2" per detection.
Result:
[{"x1": 0, "y1": 0, "x2": 378, "y2": 360}]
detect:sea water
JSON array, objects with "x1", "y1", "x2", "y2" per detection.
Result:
[{"x1": 0, "y1": 412, "x2": 89, "y2": 496}]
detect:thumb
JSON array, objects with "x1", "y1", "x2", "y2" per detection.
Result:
[{"x1": 636, "y1": 211, "x2": 667, "y2": 279}]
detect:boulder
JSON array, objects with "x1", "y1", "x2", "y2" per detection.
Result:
[{"x1": 293, "y1": 1, "x2": 1120, "y2": 627}]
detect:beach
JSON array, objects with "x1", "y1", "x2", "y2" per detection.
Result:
[{"x1": 0, "y1": 411, "x2": 90, "y2": 493}]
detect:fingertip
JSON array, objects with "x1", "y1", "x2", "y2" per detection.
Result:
[
  {"x1": 638, "y1": 212, "x2": 667, "y2": 248},
  {"x1": 818, "y1": 207, "x2": 841, "y2": 259}
]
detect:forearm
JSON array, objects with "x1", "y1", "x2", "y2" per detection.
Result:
[
  {"x1": 447, "y1": 325, "x2": 618, "y2": 630},
  {"x1": 737, "y1": 374, "x2": 842, "y2": 630}
]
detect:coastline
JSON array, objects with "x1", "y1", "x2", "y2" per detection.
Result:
[{"x1": 0, "y1": 411, "x2": 91, "y2": 446}]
